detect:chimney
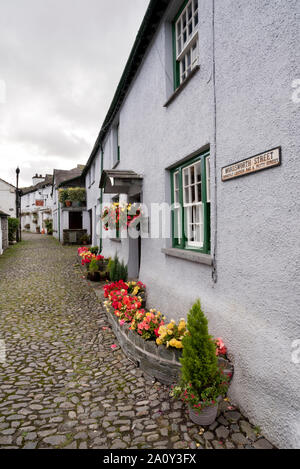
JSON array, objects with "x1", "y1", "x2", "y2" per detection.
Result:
[{"x1": 32, "y1": 174, "x2": 45, "y2": 186}]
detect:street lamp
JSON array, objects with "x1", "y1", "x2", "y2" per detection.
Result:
[{"x1": 16, "y1": 167, "x2": 21, "y2": 242}]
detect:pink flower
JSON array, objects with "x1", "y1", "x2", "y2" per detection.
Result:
[
  {"x1": 119, "y1": 320, "x2": 126, "y2": 326},
  {"x1": 111, "y1": 344, "x2": 117, "y2": 350}
]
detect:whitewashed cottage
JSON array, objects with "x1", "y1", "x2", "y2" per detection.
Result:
[
  {"x1": 83, "y1": 0, "x2": 299, "y2": 448},
  {"x1": 0, "y1": 178, "x2": 16, "y2": 217},
  {"x1": 21, "y1": 174, "x2": 54, "y2": 234},
  {"x1": 52, "y1": 166, "x2": 90, "y2": 244}
]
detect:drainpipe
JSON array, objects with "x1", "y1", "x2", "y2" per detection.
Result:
[
  {"x1": 212, "y1": 0, "x2": 218, "y2": 284},
  {"x1": 99, "y1": 146, "x2": 104, "y2": 253}
]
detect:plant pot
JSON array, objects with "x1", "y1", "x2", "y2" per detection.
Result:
[
  {"x1": 65, "y1": 201, "x2": 72, "y2": 207},
  {"x1": 87, "y1": 271, "x2": 100, "y2": 282},
  {"x1": 189, "y1": 404, "x2": 218, "y2": 426}
]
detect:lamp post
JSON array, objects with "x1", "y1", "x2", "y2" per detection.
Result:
[{"x1": 16, "y1": 167, "x2": 21, "y2": 242}]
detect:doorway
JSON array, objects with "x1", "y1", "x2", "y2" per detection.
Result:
[
  {"x1": 69, "y1": 212, "x2": 82, "y2": 230},
  {"x1": 88, "y1": 209, "x2": 93, "y2": 243},
  {"x1": 127, "y1": 194, "x2": 141, "y2": 279}
]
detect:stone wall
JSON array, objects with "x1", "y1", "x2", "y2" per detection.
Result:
[{"x1": 1, "y1": 217, "x2": 8, "y2": 251}]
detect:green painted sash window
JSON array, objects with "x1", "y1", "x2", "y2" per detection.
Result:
[
  {"x1": 171, "y1": 151, "x2": 210, "y2": 254},
  {"x1": 173, "y1": 0, "x2": 199, "y2": 89}
]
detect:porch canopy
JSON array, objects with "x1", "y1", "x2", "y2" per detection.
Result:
[{"x1": 100, "y1": 170, "x2": 143, "y2": 196}]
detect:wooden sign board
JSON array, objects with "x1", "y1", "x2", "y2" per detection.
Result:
[
  {"x1": 35, "y1": 200, "x2": 44, "y2": 207},
  {"x1": 222, "y1": 147, "x2": 281, "y2": 182}
]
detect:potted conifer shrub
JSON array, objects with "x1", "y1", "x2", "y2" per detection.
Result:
[{"x1": 171, "y1": 300, "x2": 229, "y2": 426}]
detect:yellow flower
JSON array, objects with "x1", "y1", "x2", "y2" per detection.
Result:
[
  {"x1": 178, "y1": 320, "x2": 186, "y2": 333},
  {"x1": 169, "y1": 338, "x2": 183, "y2": 349},
  {"x1": 156, "y1": 338, "x2": 162, "y2": 346},
  {"x1": 167, "y1": 323, "x2": 175, "y2": 330},
  {"x1": 132, "y1": 286, "x2": 139, "y2": 296},
  {"x1": 158, "y1": 326, "x2": 167, "y2": 335}
]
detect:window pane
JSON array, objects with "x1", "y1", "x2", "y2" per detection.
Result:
[
  {"x1": 191, "y1": 185, "x2": 195, "y2": 203},
  {"x1": 195, "y1": 162, "x2": 201, "y2": 183},
  {"x1": 183, "y1": 168, "x2": 189, "y2": 186},
  {"x1": 174, "y1": 172, "x2": 179, "y2": 190},
  {"x1": 190, "y1": 165, "x2": 195, "y2": 184},
  {"x1": 206, "y1": 158, "x2": 211, "y2": 203},
  {"x1": 194, "y1": 11, "x2": 198, "y2": 26},
  {"x1": 177, "y1": 38, "x2": 182, "y2": 55}
]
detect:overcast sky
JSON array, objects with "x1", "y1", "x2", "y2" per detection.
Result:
[{"x1": 0, "y1": 0, "x2": 149, "y2": 187}]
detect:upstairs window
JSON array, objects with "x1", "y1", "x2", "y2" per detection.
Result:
[
  {"x1": 171, "y1": 151, "x2": 210, "y2": 254},
  {"x1": 173, "y1": 0, "x2": 199, "y2": 89}
]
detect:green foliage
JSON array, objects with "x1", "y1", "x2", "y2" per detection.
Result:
[
  {"x1": 89, "y1": 246, "x2": 99, "y2": 255},
  {"x1": 44, "y1": 219, "x2": 53, "y2": 235},
  {"x1": 59, "y1": 188, "x2": 86, "y2": 204},
  {"x1": 89, "y1": 259, "x2": 99, "y2": 274},
  {"x1": 58, "y1": 189, "x2": 69, "y2": 204},
  {"x1": 79, "y1": 234, "x2": 90, "y2": 245},
  {"x1": 8, "y1": 218, "x2": 19, "y2": 242},
  {"x1": 24, "y1": 224, "x2": 30, "y2": 230},
  {"x1": 68, "y1": 187, "x2": 86, "y2": 203},
  {"x1": 181, "y1": 300, "x2": 219, "y2": 389},
  {"x1": 173, "y1": 300, "x2": 229, "y2": 409},
  {"x1": 109, "y1": 253, "x2": 128, "y2": 282}
]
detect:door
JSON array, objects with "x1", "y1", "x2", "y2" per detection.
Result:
[
  {"x1": 69, "y1": 212, "x2": 82, "y2": 230},
  {"x1": 88, "y1": 209, "x2": 93, "y2": 242},
  {"x1": 127, "y1": 194, "x2": 141, "y2": 279}
]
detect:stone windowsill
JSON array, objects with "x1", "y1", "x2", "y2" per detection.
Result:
[
  {"x1": 164, "y1": 65, "x2": 200, "y2": 108},
  {"x1": 161, "y1": 247, "x2": 212, "y2": 266}
]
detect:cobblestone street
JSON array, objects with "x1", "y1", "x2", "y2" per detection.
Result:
[{"x1": 0, "y1": 234, "x2": 274, "y2": 449}]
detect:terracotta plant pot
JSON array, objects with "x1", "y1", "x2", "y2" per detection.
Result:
[
  {"x1": 65, "y1": 200, "x2": 72, "y2": 207},
  {"x1": 189, "y1": 404, "x2": 218, "y2": 426}
]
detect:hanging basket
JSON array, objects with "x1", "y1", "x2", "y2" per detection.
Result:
[{"x1": 101, "y1": 203, "x2": 141, "y2": 232}]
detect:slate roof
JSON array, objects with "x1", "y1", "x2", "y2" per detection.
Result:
[
  {"x1": 53, "y1": 166, "x2": 84, "y2": 188},
  {"x1": 0, "y1": 210, "x2": 9, "y2": 217},
  {"x1": 21, "y1": 174, "x2": 53, "y2": 196}
]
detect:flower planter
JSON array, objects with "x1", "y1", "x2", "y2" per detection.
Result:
[
  {"x1": 65, "y1": 201, "x2": 72, "y2": 207},
  {"x1": 87, "y1": 271, "x2": 101, "y2": 282},
  {"x1": 189, "y1": 404, "x2": 218, "y2": 426}
]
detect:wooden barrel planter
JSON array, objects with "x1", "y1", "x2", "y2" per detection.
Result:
[{"x1": 99, "y1": 290, "x2": 234, "y2": 385}]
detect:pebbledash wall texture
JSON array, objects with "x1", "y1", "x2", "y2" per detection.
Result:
[{"x1": 85, "y1": 0, "x2": 299, "y2": 448}]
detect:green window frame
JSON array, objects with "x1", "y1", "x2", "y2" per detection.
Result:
[
  {"x1": 171, "y1": 151, "x2": 210, "y2": 254},
  {"x1": 172, "y1": 0, "x2": 199, "y2": 90}
]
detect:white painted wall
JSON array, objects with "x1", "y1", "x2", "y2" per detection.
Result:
[
  {"x1": 0, "y1": 179, "x2": 16, "y2": 217},
  {"x1": 21, "y1": 184, "x2": 54, "y2": 233},
  {"x1": 0, "y1": 221, "x2": 3, "y2": 255},
  {"x1": 85, "y1": 0, "x2": 299, "y2": 448}
]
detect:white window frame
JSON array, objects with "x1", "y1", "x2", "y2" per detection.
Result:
[
  {"x1": 175, "y1": 0, "x2": 199, "y2": 86},
  {"x1": 182, "y1": 161, "x2": 204, "y2": 249}
]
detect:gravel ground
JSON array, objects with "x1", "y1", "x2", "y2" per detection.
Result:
[{"x1": 0, "y1": 234, "x2": 274, "y2": 449}]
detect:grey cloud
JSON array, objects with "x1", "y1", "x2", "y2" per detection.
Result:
[{"x1": 0, "y1": 0, "x2": 150, "y2": 186}]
